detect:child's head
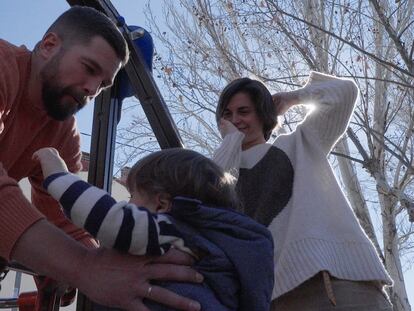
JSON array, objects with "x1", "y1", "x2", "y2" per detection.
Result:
[{"x1": 126, "y1": 148, "x2": 239, "y2": 213}]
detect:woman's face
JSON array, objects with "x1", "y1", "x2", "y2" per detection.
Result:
[{"x1": 222, "y1": 92, "x2": 266, "y2": 150}]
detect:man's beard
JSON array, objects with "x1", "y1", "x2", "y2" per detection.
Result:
[
  {"x1": 41, "y1": 82, "x2": 86, "y2": 121},
  {"x1": 40, "y1": 52, "x2": 87, "y2": 121}
]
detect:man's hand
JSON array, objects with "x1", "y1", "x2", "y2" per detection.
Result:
[
  {"x1": 78, "y1": 247, "x2": 202, "y2": 311},
  {"x1": 32, "y1": 147, "x2": 69, "y2": 178},
  {"x1": 12, "y1": 220, "x2": 202, "y2": 311},
  {"x1": 218, "y1": 118, "x2": 240, "y2": 138},
  {"x1": 0, "y1": 162, "x2": 7, "y2": 177}
]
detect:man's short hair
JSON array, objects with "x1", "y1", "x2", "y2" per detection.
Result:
[{"x1": 45, "y1": 6, "x2": 129, "y2": 65}]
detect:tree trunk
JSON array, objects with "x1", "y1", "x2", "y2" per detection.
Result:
[
  {"x1": 379, "y1": 189, "x2": 411, "y2": 311},
  {"x1": 334, "y1": 139, "x2": 384, "y2": 260}
]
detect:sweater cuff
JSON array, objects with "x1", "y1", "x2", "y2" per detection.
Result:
[
  {"x1": 223, "y1": 131, "x2": 245, "y2": 144},
  {"x1": 213, "y1": 131, "x2": 244, "y2": 174},
  {"x1": 306, "y1": 71, "x2": 340, "y2": 84},
  {"x1": 0, "y1": 180, "x2": 44, "y2": 260},
  {"x1": 287, "y1": 71, "x2": 353, "y2": 105}
]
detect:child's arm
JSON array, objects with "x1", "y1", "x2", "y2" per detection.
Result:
[{"x1": 33, "y1": 148, "x2": 193, "y2": 257}]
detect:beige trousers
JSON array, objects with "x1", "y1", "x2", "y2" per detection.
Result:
[{"x1": 271, "y1": 273, "x2": 393, "y2": 311}]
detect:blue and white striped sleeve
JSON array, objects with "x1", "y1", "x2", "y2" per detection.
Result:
[{"x1": 43, "y1": 172, "x2": 193, "y2": 256}]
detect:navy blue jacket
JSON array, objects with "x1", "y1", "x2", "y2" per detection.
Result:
[{"x1": 146, "y1": 197, "x2": 274, "y2": 311}]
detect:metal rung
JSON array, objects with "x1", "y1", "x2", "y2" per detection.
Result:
[
  {"x1": 0, "y1": 298, "x2": 18, "y2": 308},
  {"x1": 7, "y1": 262, "x2": 36, "y2": 276},
  {"x1": 7, "y1": 268, "x2": 35, "y2": 277}
]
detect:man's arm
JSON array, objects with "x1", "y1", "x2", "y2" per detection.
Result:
[
  {"x1": 0, "y1": 163, "x2": 44, "y2": 260},
  {"x1": 11, "y1": 219, "x2": 202, "y2": 311},
  {"x1": 1, "y1": 162, "x2": 202, "y2": 311}
]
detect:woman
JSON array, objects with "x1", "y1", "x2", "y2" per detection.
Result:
[{"x1": 213, "y1": 71, "x2": 393, "y2": 310}]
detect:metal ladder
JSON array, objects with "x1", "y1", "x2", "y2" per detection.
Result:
[
  {"x1": 1, "y1": 0, "x2": 182, "y2": 310},
  {"x1": 0, "y1": 263, "x2": 76, "y2": 311}
]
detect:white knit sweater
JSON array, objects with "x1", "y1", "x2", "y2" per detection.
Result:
[{"x1": 213, "y1": 72, "x2": 392, "y2": 299}]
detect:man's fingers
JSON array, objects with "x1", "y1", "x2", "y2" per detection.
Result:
[
  {"x1": 146, "y1": 285, "x2": 201, "y2": 311},
  {"x1": 145, "y1": 264, "x2": 203, "y2": 283},
  {"x1": 0, "y1": 163, "x2": 7, "y2": 176},
  {"x1": 126, "y1": 299, "x2": 150, "y2": 311},
  {"x1": 151, "y1": 248, "x2": 195, "y2": 266}
]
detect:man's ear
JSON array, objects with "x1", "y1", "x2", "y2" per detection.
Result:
[
  {"x1": 155, "y1": 193, "x2": 172, "y2": 213},
  {"x1": 38, "y1": 33, "x2": 62, "y2": 60}
]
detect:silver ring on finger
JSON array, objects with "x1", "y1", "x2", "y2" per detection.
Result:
[{"x1": 145, "y1": 285, "x2": 153, "y2": 299}]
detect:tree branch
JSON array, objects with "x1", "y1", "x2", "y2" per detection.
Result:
[
  {"x1": 368, "y1": 0, "x2": 413, "y2": 72},
  {"x1": 265, "y1": 1, "x2": 414, "y2": 77},
  {"x1": 330, "y1": 150, "x2": 366, "y2": 165}
]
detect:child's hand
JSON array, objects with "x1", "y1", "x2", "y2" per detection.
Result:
[
  {"x1": 218, "y1": 118, "x2": 240, "y2": 138},
  {"x1": 32, "y1": 148, "x2": 69, "y2": 178}
]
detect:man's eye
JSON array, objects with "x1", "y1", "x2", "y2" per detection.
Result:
[{"x1": 84, "y1": 64, "x2": 95, "y2": 74}]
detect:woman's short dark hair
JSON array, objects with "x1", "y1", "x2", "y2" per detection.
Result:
[
  {"x1": 45, "y1": 6, "x2": 129, "y2": 66},
  {"x1": 216, "y1": 78, "x2": 277, "y2": 141},
  {"x1": 126, "y1": 148, "x2": 239, "y2": 209}
]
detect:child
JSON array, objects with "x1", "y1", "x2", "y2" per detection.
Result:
[{"x1": 33, "y1": 147, "x2": 274, "y2": 311}]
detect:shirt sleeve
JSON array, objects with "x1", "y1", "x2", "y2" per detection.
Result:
[
  {"x1": 283, "y1": 71, "x2": 358, "y2": 155},
  {"x1": 0, "y1": 42, "x2": 45, "y2": 260},
  {"x1": 212, "y1": 131, "x2": 245, "y2": 179},
  {"x1": 0, "y1": 172, "x2": 44, "y2": 260},
  {"x1": 0, "y1": 41, "x2": 20, "y2": 134},
  {"x1": 43, "y1": 172, "x2": 193, "y2": 257}
]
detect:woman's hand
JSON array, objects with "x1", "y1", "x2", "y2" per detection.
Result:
[
  {"x1": 32, "y1": 147, "x2": 69, "y2": 178},
  {"x1": 218, "y1": 118, "x2": 240, "y2": 138},
  {"x1": 272, "y1": 91, "x2": 300, "y2": 116}
]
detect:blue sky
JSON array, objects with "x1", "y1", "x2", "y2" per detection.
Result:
[{"x1": 1, "y1": 1, "x2": 413, "y2": 307}]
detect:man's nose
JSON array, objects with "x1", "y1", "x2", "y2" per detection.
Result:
[{"x1": 83, "y1": 78, "x2": 102, "y2": 97}]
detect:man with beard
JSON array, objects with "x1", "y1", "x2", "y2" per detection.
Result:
[{"x1": 0, "y1": 6, "x2": 202, "y2": 311}]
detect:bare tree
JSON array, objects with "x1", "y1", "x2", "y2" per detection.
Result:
[{"x1": 118, "y1": 1, "x2": 414, "y2": 309}]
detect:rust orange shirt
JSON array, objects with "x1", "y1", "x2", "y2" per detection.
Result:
[{"x1": 0, "y1": 39, "x2": 87, "y2": 260}]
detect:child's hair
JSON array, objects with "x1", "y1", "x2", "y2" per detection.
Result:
[{"x1": 126, "y1": 148, "x2": 239, "y2": 209}]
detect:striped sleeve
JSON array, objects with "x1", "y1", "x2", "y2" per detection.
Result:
[{"x1": 43, "y1": 173, "x2": 193, "y2": 256}]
